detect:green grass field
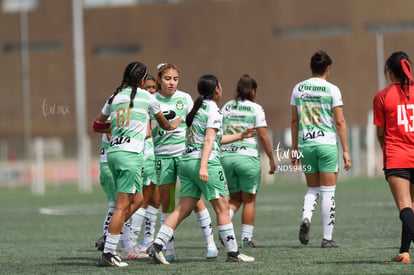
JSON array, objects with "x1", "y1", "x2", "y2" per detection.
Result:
[{"x1": 1, "y1": 177, "x2": 412, "y2": 274}]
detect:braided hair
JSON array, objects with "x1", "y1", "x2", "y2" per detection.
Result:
[
  {"x1": 186, "y1": 75, "x2": 218, "y2": 127},
  {"x1": 108, "y1": 61, "x2": 148, "y2": 107},
  {"x1": 385, "y1": 51, "x2": 413, "y2": 100}
]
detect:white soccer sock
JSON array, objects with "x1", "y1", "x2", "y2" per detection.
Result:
[
  {"x1": 102, "y1": 201, "x2": 115, "y2": 236},
  {"x1": 154, "y1": 224, "x2": 174, "y2": 247},
  {"x1": 130, "y1": 207, "x2": 146, "y2": 241},
  {"x1": 229, "y1": 208, "x2": 235, "y2": 220},
  {"x1": 320, "y1": 185, "x2": 336, "y2": 240},
  {"x1": 302, "y1": 187, "x2": 320, "y2": 222},
  {"x1": 160, "y1": 212, "x2": 169, "y2": 225},
  {"x1": 241, "y1": 224, "x2": 254, "y2": 241},
  {"x1": 103, "y1": 233, "x2": 120, "y2": 254},
  {"x1": 161, "y1": 213, "x2": 174, "y2": 252},
  {"x1": 218, "y1": 223, "x2": 238, "y2": 253},
  {"x1": 143, "y1": 205, "x2": 159, "y2": 244},
  {"x1": 195, "y1": 208, "x2": 217, "y2": 250},
  {"x1": 119, "y1": 219, "x2": 135, "y2": 249}
]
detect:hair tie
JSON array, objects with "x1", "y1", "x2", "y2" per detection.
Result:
[
  {"x1": 157, "y1": 63, "x2": 167, "y2": 71},
  {"x1": 401, "y1": 59, "x2": 413, "y2": 81},
  {"x1": 401, "y1": 59, "x2": 413, "y2": 100}
]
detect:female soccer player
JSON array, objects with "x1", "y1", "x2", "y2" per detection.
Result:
[
  {"x1": 150, "y1": 63, "x2": 217, "y2": 260},
  {"x1": 221, "y1": 74, "x2": 275, "y2": 248},
  {"x1": 94, "y1": 132, "x2": 116, "y2": 252},
  {"x1": 147, "y1": 74, "x2": 255, "y2": 264},
  {"x1": 373, "y1": 51, "x2": 414, "y2": 263},
  {"x1": 290, "y1": 50, "x2": 351, "y2": 248},
  {"x1": 93, "y1": 61, "x2": 181, "y2": 267}
]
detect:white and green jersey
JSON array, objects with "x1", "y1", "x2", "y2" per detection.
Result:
[
  {"x1": 221, "y1": 99, "x2": 267, "y2": 157},
  {"x1": 150, "y1": 90, "x2": 193, "y2": 157},
  {"x1": 290, "y1": 77, "x2": 343, "y2": 147},
  {"x1": 99, "y1": 133, "x2": 110, "y2": 163},
  {"x1": 101, "y1": 87, "x2": 160, "y2": 154},
  {"x1": 182, "y1": 100, "x2": 223, "y2": 161},
  {"x1": 144, "y1": 137, "x2": 155, "y2": 162}
]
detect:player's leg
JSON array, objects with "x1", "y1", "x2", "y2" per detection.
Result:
[
  {"x1": 140, "y1": 184, "x2": 160, "y2": 252},
  {"x1": 193, "y1": 198, "x2": 218, "y2": 258},
  {"x1": 319, "y1": 144, "x2": 340, "y2": 248},
  {"x1": 298, "y1": 146, "x2": 320, "y2": 245},
  {"x1": 156, "y1": 157, "x2": 178, "y2": 261},
  {"x1": 237, "y1": 156, "x2": 261, "y2": 248}
]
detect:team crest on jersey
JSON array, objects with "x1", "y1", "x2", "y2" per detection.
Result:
[{"x1": 176, "y1": 100, "x2": 184, "y2": 110}]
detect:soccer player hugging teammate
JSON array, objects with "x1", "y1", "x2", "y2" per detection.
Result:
[
  {"x1": 150, "y1": 63, "x2": 218, "y2": 261},
  {"x1": 93, "y1": 61, "x2": 181, "y2": 267},
  {"x1": 147, "y1": 74, "x2": 256, "y2": 264}
]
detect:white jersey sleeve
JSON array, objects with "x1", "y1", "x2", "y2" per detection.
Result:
[
  {"x1": 149, "y1": 93, "x2": 161, "y2": 115},
  {"x1": 207, "y1": 107, "x2": 222, "y2": 130},
  {"x1": 101, "y1": 101, "x2": 111, "y2": 116},
  {"x1": 331, "y1": 86, "x2": 343, "y2": 108}
]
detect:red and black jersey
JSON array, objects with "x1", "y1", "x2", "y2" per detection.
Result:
[{"x1": 373, "y1": 83, "x2": 414, "y2": 169}]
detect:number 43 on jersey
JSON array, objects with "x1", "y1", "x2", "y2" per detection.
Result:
[{"x1": 398, "y1": 104, "x2": 414, "y2": 132}]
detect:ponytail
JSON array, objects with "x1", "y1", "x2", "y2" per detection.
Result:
[
  {"x1": 401, "y1": 59, "x2": 413, "y2": 100},
  {"x1": 187, "y1": 75, "x2": 219, "y2": 127},
  {"x1": 186, "y1": 96, "x2": 203, "y2": 127}
]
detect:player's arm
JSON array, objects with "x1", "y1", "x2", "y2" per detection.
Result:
[
  {"x1": 153, "y1": 112, "x2": 182, "y2": 131},
  {"x1": 376, "y1": 126, "x2": 385, "y2": 150},
  {"x1": 290, "y1": 106, "x2": 299, "y2": 165},
  {"x1": 199, "y1": 128, "x2": 216, "y2": 183},
  {"x1": 257, "y1": 127, "x2": 276, "y2": 174},
  {"x1": 221, "y1": 128, "x2": 256, "y2": 144},
  {"x1": 93, "y1": 113, "x2": 110, "y2": 133},
  {"x1": 333, "y1": 106, "x2": 351, "y2": 170},
  {"x1": 146, "y1": 119, "x2": 151, "y2": 138}
]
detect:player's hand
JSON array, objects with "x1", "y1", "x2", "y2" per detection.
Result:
[
  {"x1": 242, "y1": 128, "x2": 256, "y2": 139},
  {"x1": 169, "y1": 116, "x2": 183, "y2": 130},
  {"x1": 199, "y1": 166, "x2": 209, "y2": 183},
  {"x1": 343, "y1": 151, "x2": 351, "y2": 170},
  {"x1": 269, "y1": 159, "x2": 276, "y2": 174}
]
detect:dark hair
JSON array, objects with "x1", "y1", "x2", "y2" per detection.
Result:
[
  {"x1": 186, "y1": 74, "x2": 219, "y2": 127},
  {"x1": 156, "y1": 63, "x2": 180, "y2": 91},
  {"x1": 310, "y1": 50, "x2": 332, "y2": 75},
  {"x1": 146, "y1": 74, "x2": 156, "y2": 81},
  {"x1": 385, "y1": 51, "x2": 413, "y2": 99},
  {"x1": 108, "y1": 61, "x2": 148, "y2": 107},
  {"x1": 235, "y1": 74, "x2": 257, "y2": 104}
]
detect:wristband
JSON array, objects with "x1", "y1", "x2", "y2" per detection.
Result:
[{"x1": 93, "y1": 119, "x2": 111, "y2": 131}]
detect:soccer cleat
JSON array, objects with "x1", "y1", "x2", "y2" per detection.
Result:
[
  {"x1": 391, "y1": 252, "x2": 410, "y2": 263},
  {"x1": 241, "y1": 239, "x2": 259, "y2": 248},
  {"x1": 299, "y1": 218, "x2": 311, "y2": 245},
  {"x1": 97, "y1": 252, "x2": 128, "y2": 267},
  {"x1": 164, "y1": 236, "x2": 175, "y2": 261},
  {"x1": 119, "y1": 243, "x2": 149, "y2": 259},
  {"x1": 165, "y1": 252, "x2": 176, "y2": 262},
  {"x1": 147, "y1": 243, "x2": 170, "y2": 265},
  {"x1": 226, "y1": 252, "x2": 255, "y2": 262},
  {"x1": 95, "y1": 235, "x2": 106, "y2": 251},
  {"x1": 321, "y1": 239, "x2": 340, "y2": 248},
  {"x1": 206, "y1": 248, "x2": 218, "y2": 259}
]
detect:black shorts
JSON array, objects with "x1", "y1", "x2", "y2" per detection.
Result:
[{"x1": 384, "y1": 168, "x2": 414, "y2": 183}]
